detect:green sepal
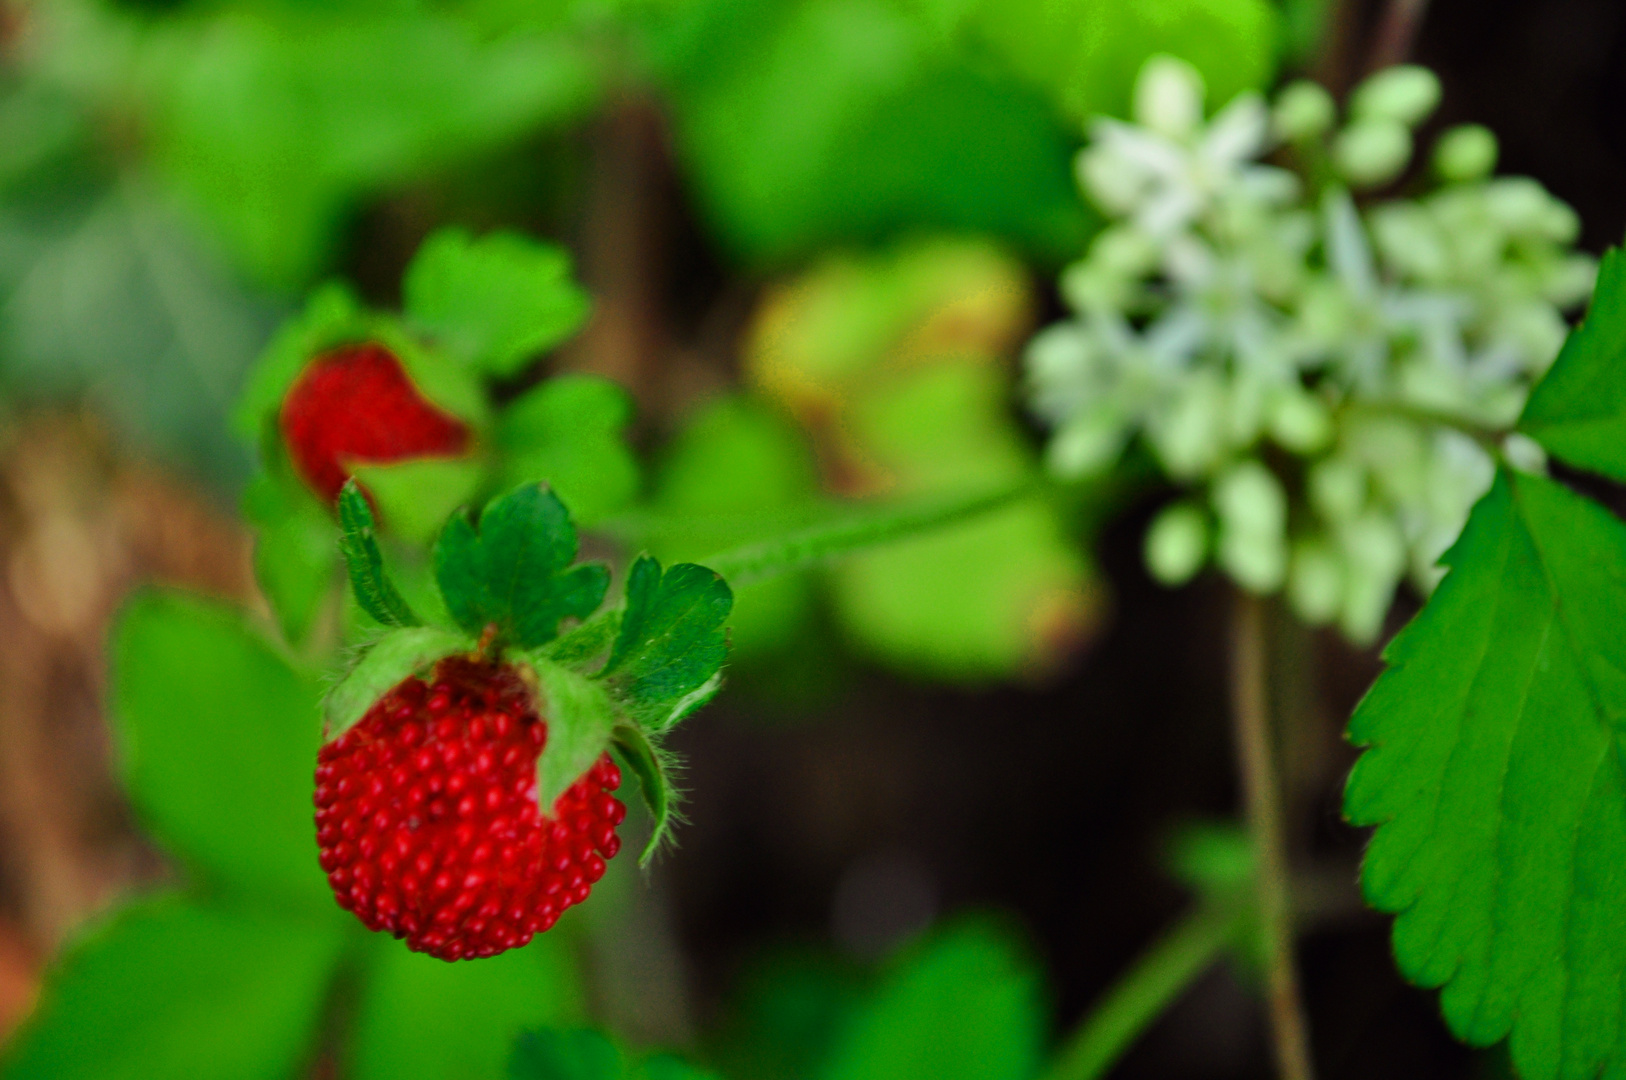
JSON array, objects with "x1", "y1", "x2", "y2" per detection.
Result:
[
  {"x1": 523, "y1": 655, "x2": 618, "y2": 810},
  {"x1": 338, "y1": 480, "x2": 421, "y2": 629},
  {"x1": 324, "y1": 626, "x2": 473, "y2": 740},
  {"x1": 243, "y1": 469, "x2": 338, "y2": 645},
  {"x1": 600, "y1": 555, "x2": 732, "y2": 733},
  {"x1": 433, "y1": 483, "x2": 610, "y2": 648},
  {"x1": 610, "y1": 723, "x2": 675, "y2": 865},
  {"x1": 542, "y1": 608, "x2": 623, "y2": 674},
  {"x1": 233, "y1": 281, "x2": 489, "y2": 444},
  {"x1": 350, "y1": 457, "x2": 486, "y2": 547},
  {"x1": 404, "y1": 227, "x2": 592, "y2": 379}
]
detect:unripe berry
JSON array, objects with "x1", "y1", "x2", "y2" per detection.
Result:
[{"x1": 280, "y1": 342, "x2": 471, "y2": 503}]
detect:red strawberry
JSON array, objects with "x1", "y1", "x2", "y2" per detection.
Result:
[
  {"x1": 314, "y1": 657, "x2": 625, "y2": 961},
  {"x1": 280, "y1": 342, "x2": 471, "y2": 503}
]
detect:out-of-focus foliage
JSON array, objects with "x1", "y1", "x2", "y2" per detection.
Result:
[
  {"x1": 1025, "y1": 58, "x2": 1595, "y2": 642},
  {"x1": 741, "y1": 238, "x2": 1101, "y2": 681},
  {"x1": 645, "y1": 0, "x2": 1279, "y2": 265},
  {"x1": 1, "y1": 590, "x2": 583, "y2": 1080}
]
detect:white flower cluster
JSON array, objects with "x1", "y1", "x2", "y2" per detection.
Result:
[{"x1": 1026, "y1": 57, "x2": 1596, "y2": 642}]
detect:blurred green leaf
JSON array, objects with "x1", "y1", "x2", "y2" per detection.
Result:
[
  {"x1": 941, "y1": 0, "x2": 1279, "y2": 123},
  {"x1": 355, "y1": 936, "x2": 585, "y2": 1080},
  {"x1": 497, "y1": 375, "x2": 642, "y2": 527},
  {"x1": 111, "y1": 590, "x2": 330, "y2": 908},
  {"x1": 712, "y1": 948, "x2": 867, "y2": 1080},
  {"x1": 602, "y1": 555, "x2": 732, "y2": 732},
  {"x1": 243, "y1": 470, "x2": 338, "y2": 644},
  {"x1": 831, "y1": 362, "x2": 1096, "y2": 681},
  {"x1": 508, "y1": 1029, "x2": 622, "y2": 1080},
  {"x1": 632, "y1": 1057, "x2": 723, "y2": 1080},
  {"x1": 1345, "y1": 471, "x2": 1626, "y2": 1080},
  {"x1": 655, "y1": 0, "x2": 1089, "y2": 264},
  {"x1": 1520, "y1": 247, "x2": 1626, "y2": 483},
  {"x1": 143, "y1": 12, "x2": 601, "y2": 287},
  {"x1": 0, "y1": 180, "x2": 273, "y2": 490},
  {"x1": 649, "y1": 396, "x2": 823, "y2": 661},
  {"x1": 405, "y1": 228, "x2": 592, "y2": 378},
  {"x1": 434, "y1": 484, "x2": 610, "y2": 646},
  {"x1": 1, "y1": 895, "x2": 345, "y2": 1080},
  {"x1": 352, "y1": 456, "x2": 486, "y2": 547},
  {"x1": 820, "y1": 920, "x2": 1043, "y2": 1080}
]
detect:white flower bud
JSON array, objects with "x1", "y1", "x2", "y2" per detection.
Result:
[
  {"x1": 1134, "y1": 55, "x2": 1205, "y2": 140},
  {"x1": 1338, "y1": 514, "x2": 1406, "y2": 644},
  {"x1": 1433, "y1": 124, "x2": 1497, "y2": 183},
  {"x1": 1309, "y1": 457, "x2": 1366, "y2": 522},
  {"x1": 1149, "y1": 374, "x2": 1227, "y2": 478},
  {"x1": 1218, "y1": 523, "x2": 1287, "y2": 594},
  {"x1": 1289, "y1": 540, "x2": 1344, "y2": 625},
  {"x1": 1273, "y1": 80, "x2": 1336, "y2": 142},
  {"x1": 1334, "y1": 121, "x2": 1412, "y2": 188},
  {"x1": 1502, "y1": 432, "x2": 1548, "y2": 475},
  {"x1": 1145, "y1": 502, "x2": 1209, "y2": 586},
  {"x1": 1267, "y1": 389, "x2": 1333, "y2": 453},
  {"x1": 1092, "y1": 225, "x2": 1160, "y2": 276},
  {"x1": 1047, "y1": 406, "x2": 1127, "y2": 478},
  {"x1": 1213, "y1": 462, "x2": 1288, "y2": 592},
  {"x1": 1542, "y1": 254, "x2": 1598, "y2": 308},
  {"x1": 1351, "y1": 65, "x2": 1442, "y2": 128},
  {"x1": 1077, "y1": 147, "x2": 1144, "y2": 214}
]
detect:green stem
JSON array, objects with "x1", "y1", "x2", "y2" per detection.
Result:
[
  {"x1": 1043, "y1": 903, "x2": 1244, "y2": 1080},
  {"x1": 1230, "y1": 592, "x2": 1316, "y2": 1080},
  {"x1": 699, "y1": 481, "x2": 1033, "y2": 588}
]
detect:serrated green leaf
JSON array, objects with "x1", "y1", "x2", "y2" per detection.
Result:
[
  {"x1": 496, "y1": 374, "x2": 641, "y2": 527},
  {"x1": 1520, "y1": 246, "x2": 1626, "y2": 482},
  {"x1": 352, "y1": 934, "x2": 584, "y2": 1080},
  {"x1": 611, "y1": 724, "x2": 674, "y2": 865},
  {"x1": 527, "y1": 658, "x2": 620, "y2": 810},
  {"x1": 325, "y1": 627, "x2": 472, "y2": 740},
  {"x1": 1344, "y1": 470, "x2": 1626, "y2": 1080},
  {"x1": 405, "y1": 228, "x2": 592, "y2": 378},
  {"x1": 508, "y1": 1029, "x2": 623, "y2": 1080},
  {"x1": 0, "y1": 895, "x2": 345, "y2": 1080},
  {"x1": 434, "y1": 484, "x2": 610, "y2": 647},
  {"x1": 112, "y1": 590, "x2": 330, "y2": 908},
  {"x1": 338, "y1": 480, "x2": 421, "y2": 628},
  {"x1": 243, "y1": 470, "x2": 338, "y2": 645},
  {"x1": 819, "y1": 919, "x2": 1043, "y2": 1080},
  {"x1": 350, "y1": 457, "x2": 486, "y2": 547},
  {"x1": 601, "y1": 556, "x2": 731, "y2": 732}
]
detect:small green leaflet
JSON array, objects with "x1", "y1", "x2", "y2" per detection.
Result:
[
  {"x1": 434, "y1": 483, "x2": 610, "y2": 648},
  {"x1": 601, "y1": 555, "x2": 732, "y2": 731},
  {"x1": 338, "y1": 481, "x2": 421, "y2": 628},
  {"x1": 1520, "y1": 247, "x2": 1626, "y2": 482},
  {"x1": 404, "y1": 228, "x2": 592, "y2": 378},
  {"x1": 1344, "y1": 470, "x2": 1626, "y2": 1080}
]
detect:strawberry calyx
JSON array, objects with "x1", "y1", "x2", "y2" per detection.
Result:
[{"x1": 321, "y1": 482, "x2": 733, "y2": 956}]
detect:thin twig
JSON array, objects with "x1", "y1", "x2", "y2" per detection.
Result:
[
  {"x1": 1367, "y1": 0, "x2": 1431, "y2": 72},
  {"x1": 1230, "y1": 592, "x2": 1316, "y2": 1080}
]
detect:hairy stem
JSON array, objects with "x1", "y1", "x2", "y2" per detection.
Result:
[
  {"x1": 699, "y1": 481, "x2": 1032, "y2": 587},
  {"x1": 1368, "y1": 0, "x2": 1431, "y2": 72},
  {"x1": 1230, "y1": 592, "x2": 1316, "y2": 1080},
  {"x1": 1045, "y1": 903, "x2": 1244, "y2": 1080}
]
